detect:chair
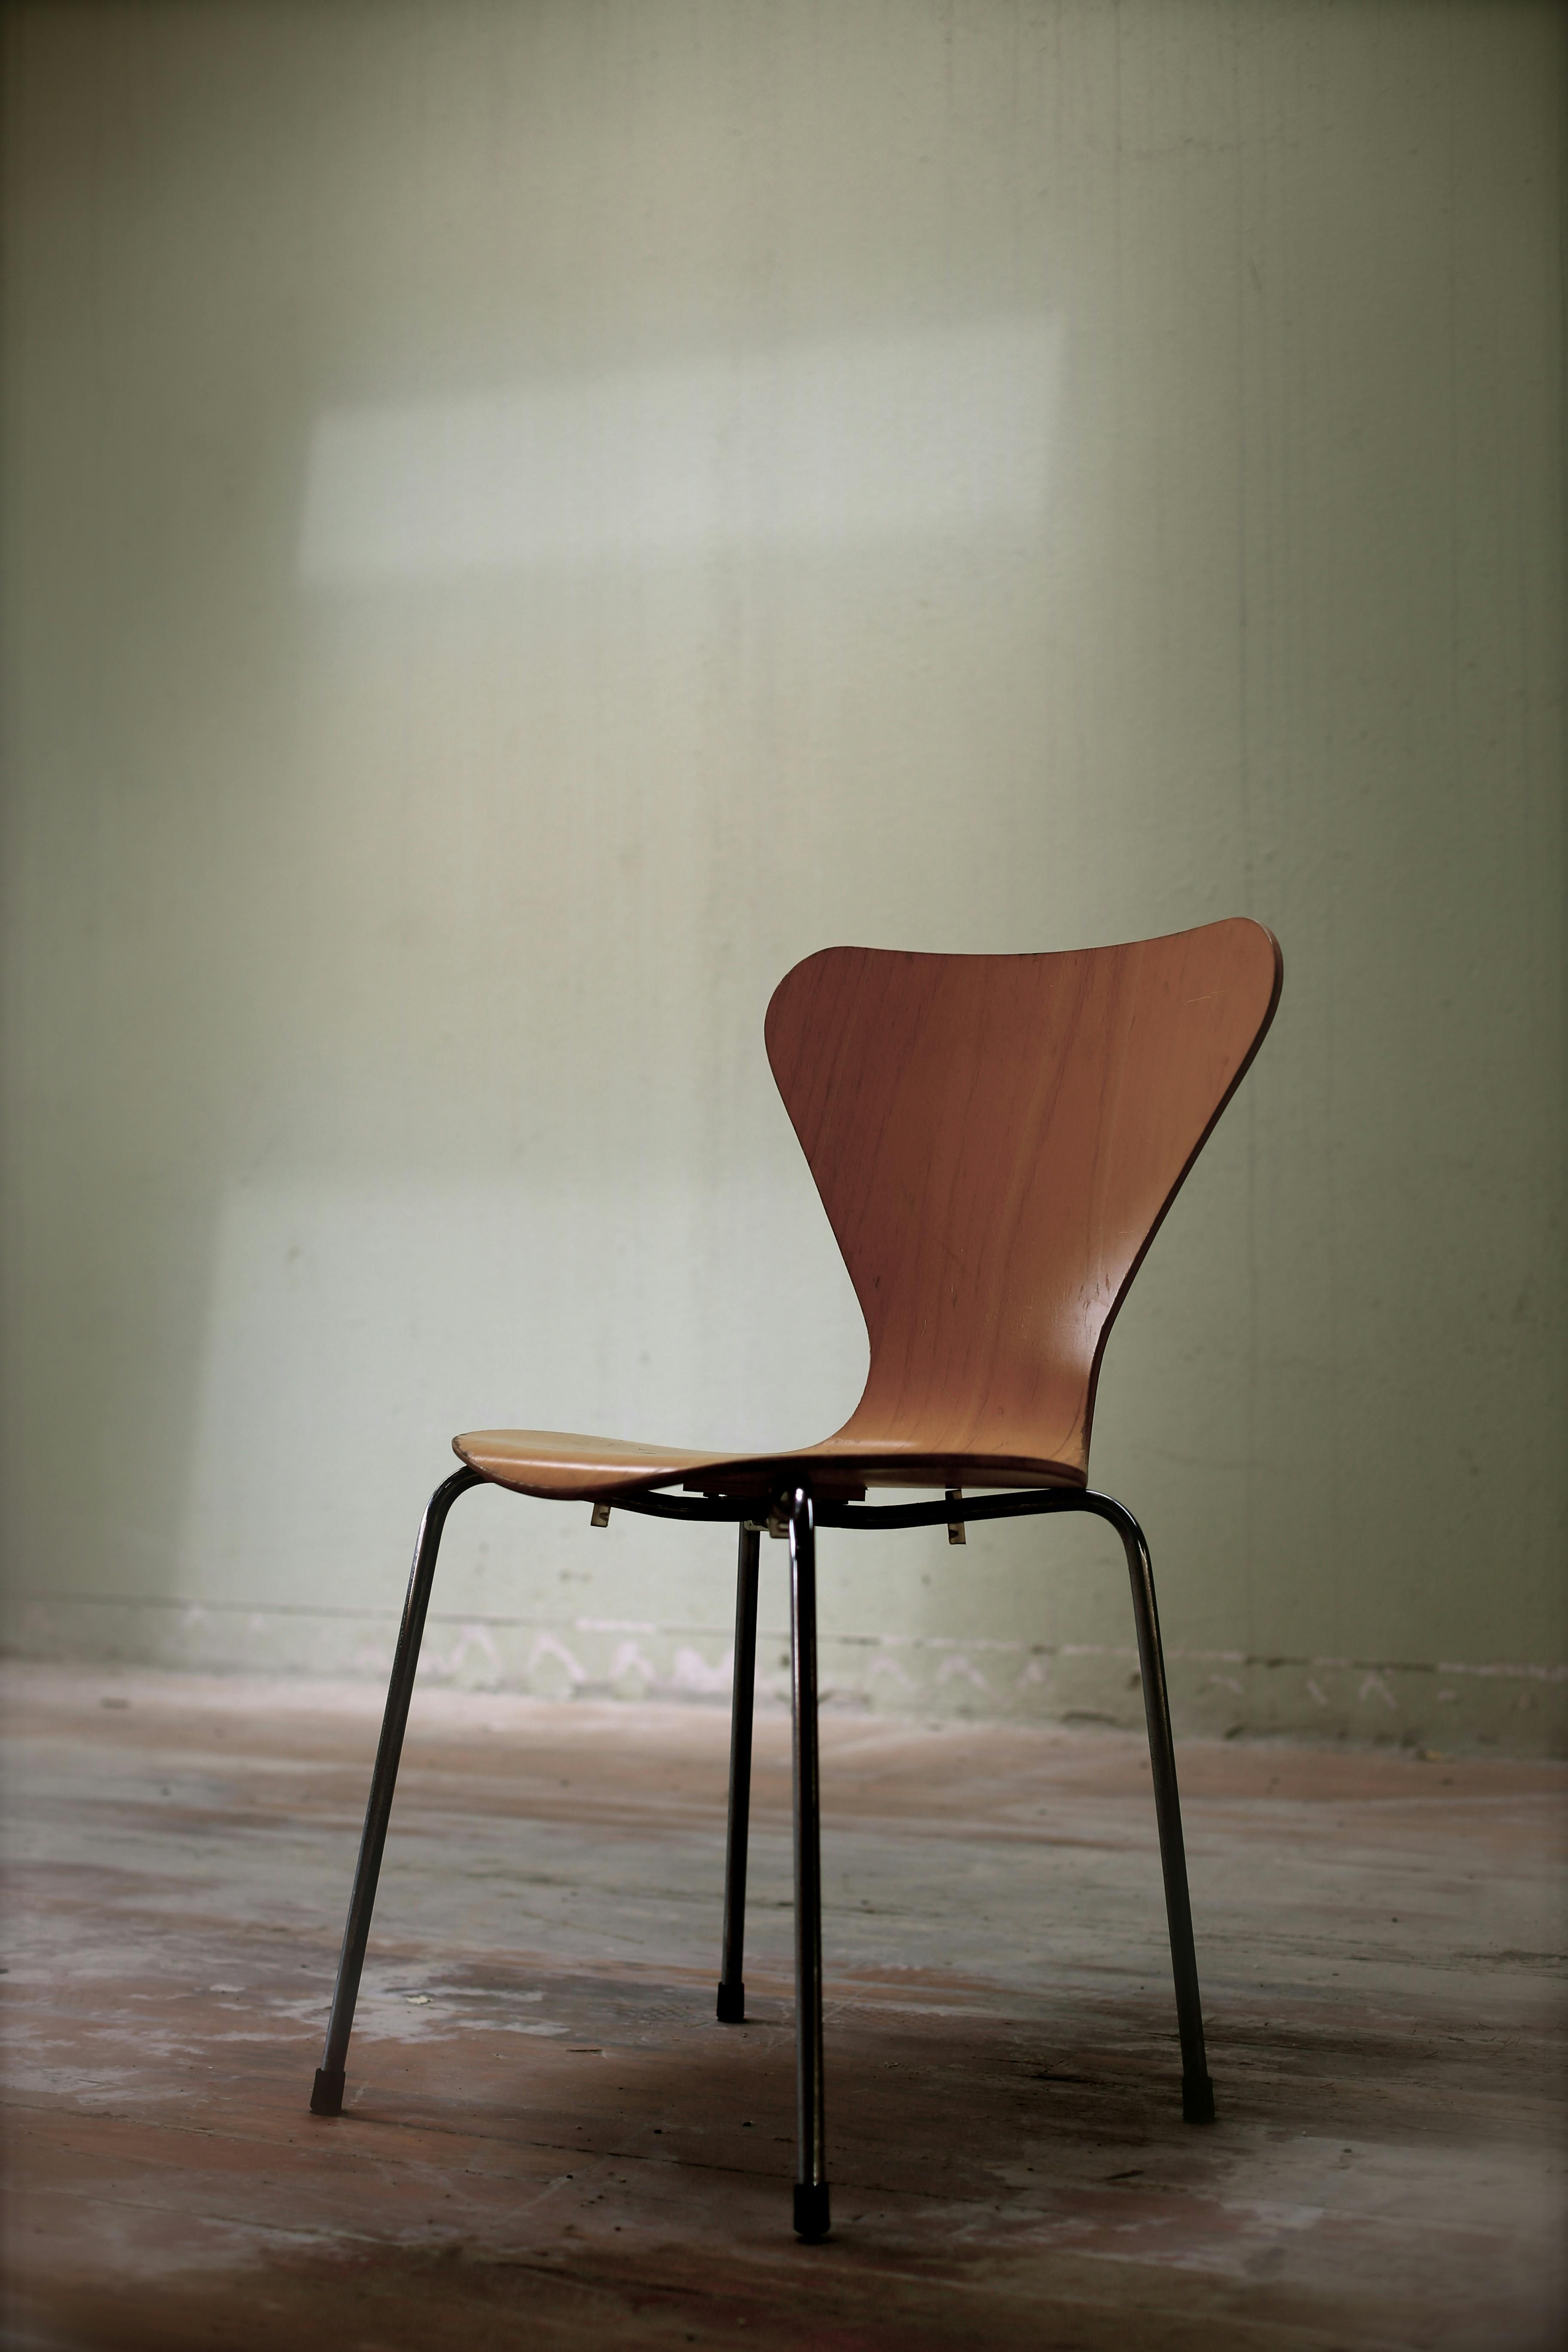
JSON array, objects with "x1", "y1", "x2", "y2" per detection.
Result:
[{"x1": 308, "y1": 917, "x2": 1283, "y2": 2242}]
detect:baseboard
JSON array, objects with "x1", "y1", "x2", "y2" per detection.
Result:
[{"x1": 2, "y1": 1591, "x2": 1563, "y2": 1757}]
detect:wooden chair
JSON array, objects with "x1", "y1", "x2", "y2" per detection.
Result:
[{"x1": 309, "y1": 917, "x2": 1283, "y2": 2242}]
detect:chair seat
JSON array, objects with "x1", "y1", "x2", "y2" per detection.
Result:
[{"x1": 452, "y1": 1427, "x2": 1087, "y2": 1504}]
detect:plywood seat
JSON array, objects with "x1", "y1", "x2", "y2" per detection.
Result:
[{"x1": 453, "y1": 1427, "x2": 1085, "y2": 1504}]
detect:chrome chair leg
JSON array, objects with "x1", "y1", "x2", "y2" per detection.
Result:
[
  {"x1": 717, "y1": 1522, "x2": 761, "y2": 2022},
  {"x1": 787, "y1": 1483, "x2": 830, "y2": 2240},
  {"x1": 1105, "y1": 1497, "x2": 1216, "y2": 2125},
  {"x1": 309, "y1": 1463, "x2": 484, "y2": 2116}
]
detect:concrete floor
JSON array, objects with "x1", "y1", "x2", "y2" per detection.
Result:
[{"x1": 1, "y1": 1663, "x2": 1564, "y2": 2351}]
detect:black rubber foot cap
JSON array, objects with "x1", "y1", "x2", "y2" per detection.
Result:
[
  {"x1": 716, "y1": 1981, "x2": 745, "y2": 2024},
  {"x1": 793, "y1": 2181, "x2": 831, "y2": 2242},
  {"x1": 310, "y1": 2067, "x2": 345, "y2": 2116},
  {"x1": 1182, "y1": 2072, "x2": 1216, "y2": 2126}
]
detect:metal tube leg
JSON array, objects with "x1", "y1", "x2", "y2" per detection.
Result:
[
  {"x1": 717, "y1": 1523, "x2": 761, "y2": 2022},
  {"x1": 787, "y1": 1484, "x2": 830, "y2": 2241},
  {"x1": 1112, "y1": 1503, "x2": 1216, "y2": 2125},
  {"x1": 309, "y1": 1464, "x2": 484, "y2": 2116}
]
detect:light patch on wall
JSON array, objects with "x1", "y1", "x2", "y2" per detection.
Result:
[
  {"x1": 173, "y1": 1172, "x2": 869, "y2": 1611},
  {"x1": 298, "y1": 318, "x2": 1062, "y2": 583}
]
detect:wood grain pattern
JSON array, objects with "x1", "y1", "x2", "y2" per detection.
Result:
[{"x1": 456, "y1": 919, "x2": 1282, "y2": 1502}]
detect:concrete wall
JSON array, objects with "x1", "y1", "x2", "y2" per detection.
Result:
[{"x1": 3, "y1": 0, "x2": 1562, "y2": 1752}]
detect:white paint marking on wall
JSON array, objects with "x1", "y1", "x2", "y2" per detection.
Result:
[
  {"x1": 868, "y1": 1656, "x2": 916, "y2": 1691},
  {"x1": 423, "y1": 1621, "x2": 502, "y2": 1679},
  {"x1": 298, "y1": 318, "x2": 1062, "y2": 582},
  {"x1": 527, "y1": 1632, "x2": 587, "y2": 1686},
  {"x1": 670, "y1": 1645, "x2": 732, "y2": 1696},
  {"x1": 1358, "y1": 1672, "x2": 1398, "y2": 1710},
  {"x1": 609, "y1": 1639, "x2": 658, "y2": 1688}
]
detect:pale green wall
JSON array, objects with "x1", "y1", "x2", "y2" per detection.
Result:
[{"x1": 3, "y1": 1, "x2": 1562, "y2": 1751}]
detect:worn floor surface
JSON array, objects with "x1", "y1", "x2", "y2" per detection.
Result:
[{"x1": 1, "y1": 1663, "x2": 1564, "y2": 2351}]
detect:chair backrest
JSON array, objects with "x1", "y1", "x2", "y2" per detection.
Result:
[{"x1": 765, "y1": 919, "x2": 1282, "y2": 1480}]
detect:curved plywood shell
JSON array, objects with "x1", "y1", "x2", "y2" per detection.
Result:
[{"x1": 456, "y1": 919, "x2": 1282, "y2": 1503}]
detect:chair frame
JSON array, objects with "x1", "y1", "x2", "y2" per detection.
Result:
[{"x1": 310, "y1": 1462, "x2": 1213, "y2": 2245}]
